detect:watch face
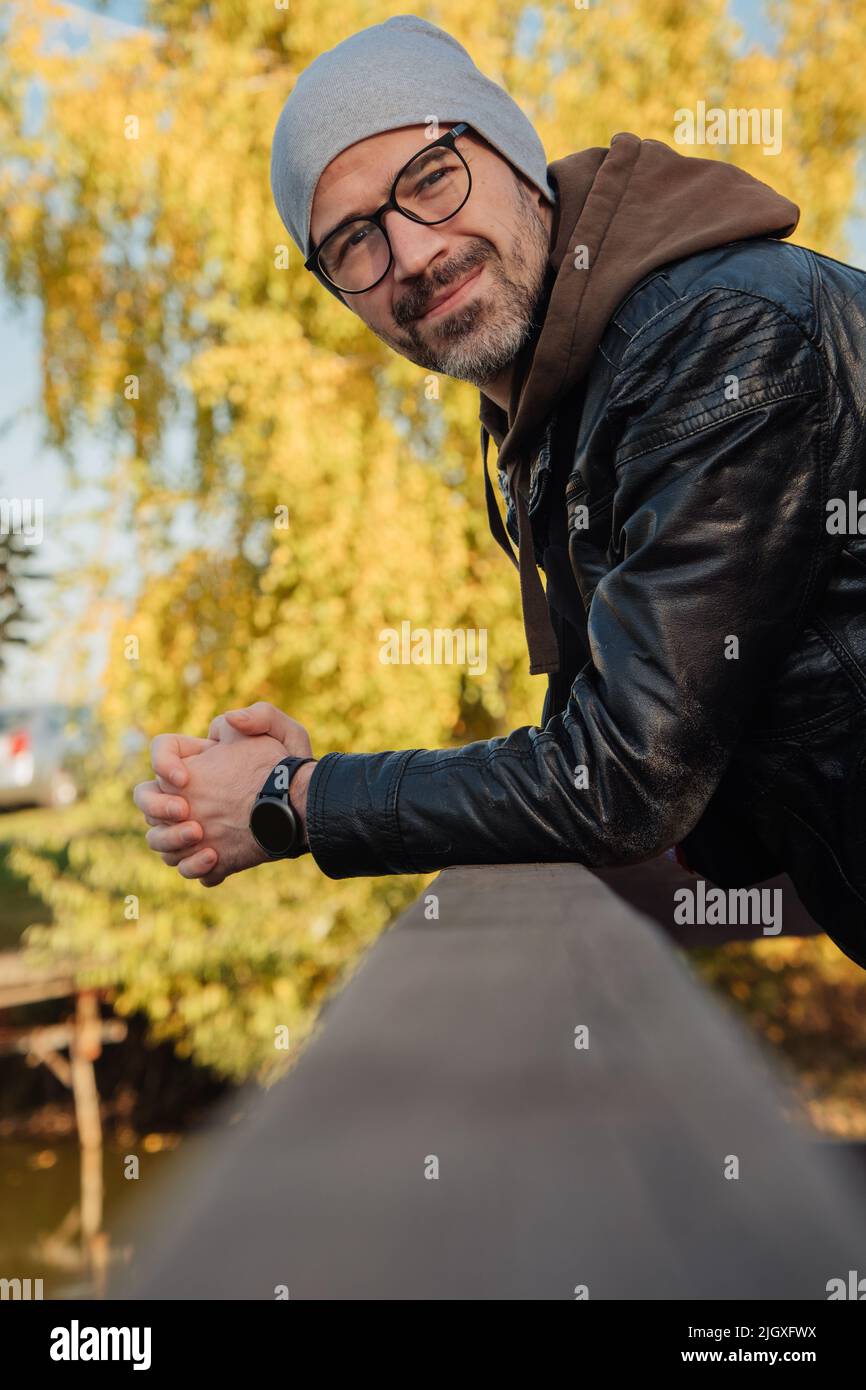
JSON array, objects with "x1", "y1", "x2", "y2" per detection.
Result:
[{"x1": 250, "y1": 797, "x2": 298, "y2": 856}]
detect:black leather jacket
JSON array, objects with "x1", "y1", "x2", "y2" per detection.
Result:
[{"x1": 307, "y1": 238, "x2": 866, "y2": 970}]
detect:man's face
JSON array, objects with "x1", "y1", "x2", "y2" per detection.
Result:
[{"x1": 308, "y1": 125, "x2": 555, "y2": 388}]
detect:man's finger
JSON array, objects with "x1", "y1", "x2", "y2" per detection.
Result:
[
  {"x1": 206, "y1": 714, "x2": 249, "y2": 743},
  {"x1": 160, "y1": 847, "x2": 213, "y2": 868},
  {"x1": 155, "y1": 773, "x2": 184, "y2": 797},
  {"x1": 146, "y1": 821, "x2": 203, "y2": 854},
  {"x1": 198, "y1": 869, "x2": 226, "y2": 889},
  {"x1": 133, "y1": 780, "x2": 191, "y2": 822},
  {"x1": 222, "y1": 702, "x2": 312, "y2": 753},
  {"x1": 150, "y1": 733, "x2": 216, "y2": 788},
  {"x1": 176, "y1": 846, "x2": 219, "y2": 879}
]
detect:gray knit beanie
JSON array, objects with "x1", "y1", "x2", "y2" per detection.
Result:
[{"x1": 270, "y1": 14, "x2": 556, "y2": 300}]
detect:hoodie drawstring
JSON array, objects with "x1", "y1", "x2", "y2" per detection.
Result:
[{"x1": 481, "y1": 425, "x2": 560, "y2": 676}]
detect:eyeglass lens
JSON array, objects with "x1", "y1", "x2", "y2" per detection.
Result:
[{"x1": 318, "y1": 144, "x2": 470, "y2": 293}]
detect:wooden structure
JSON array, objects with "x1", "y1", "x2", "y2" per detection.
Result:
[
  {"x1": 0, "y1": 955, "x2": 126, "y2": 1295},
  {"x1": 117, "y1": 861, "x2": 866, "y2": 1300}
]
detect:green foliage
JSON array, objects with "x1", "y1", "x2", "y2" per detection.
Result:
[
  {"x1": 0, "y1": 531, "x2": 47, "y2": 671},
  {"x1": 10, "y1": 800, "x2": 421, "y2": 1083}
]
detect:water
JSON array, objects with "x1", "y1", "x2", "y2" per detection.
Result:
[{"x1": 0, "y1": 1136, "x2": 180, "y2": 1299}]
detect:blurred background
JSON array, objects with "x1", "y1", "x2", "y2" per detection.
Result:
[{"x1": 1, "y1": 0, "x2": 866, "y2": 1298}]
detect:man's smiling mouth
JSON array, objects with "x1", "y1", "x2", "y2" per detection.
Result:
[{"x1": 415, "y1": 265, "x2": 485, "y2": 322}]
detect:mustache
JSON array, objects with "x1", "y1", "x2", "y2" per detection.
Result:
[{"x1": 394, "y1": 248, "x2": 491, "y2": 326}]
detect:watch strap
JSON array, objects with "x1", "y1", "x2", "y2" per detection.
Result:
[
  {"x1": 260, "y1": 755, "x2": 315, "y2": 801},
  {"x1": 251, "y1": 756, "x2": 315, "y2": 859}
]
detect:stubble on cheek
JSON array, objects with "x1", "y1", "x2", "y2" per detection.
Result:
[{"x1": 386, "y1": 262, "x2": 502, "y2": 374}]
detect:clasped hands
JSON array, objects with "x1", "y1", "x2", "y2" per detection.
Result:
[{"x1": 132, "y1": 702, "x2": 317, "y2": 888}]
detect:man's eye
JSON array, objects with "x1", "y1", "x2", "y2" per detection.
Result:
[
  {"x1": 333, "y1": 225, "x2": 369, "y2": 266},
  {"x1": 415, "y1": 166, "x2": 454, "y2": 196}
]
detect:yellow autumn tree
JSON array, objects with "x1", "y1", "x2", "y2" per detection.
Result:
[{"x1": 2, "y1": 0, "x2": 866, "y2": 1087}]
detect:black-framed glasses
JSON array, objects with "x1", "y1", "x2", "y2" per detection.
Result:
[{"x1": 305, "y1": 122, "x2": 472, "y2": 294}]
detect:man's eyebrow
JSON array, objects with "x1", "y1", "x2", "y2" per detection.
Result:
[{"x1": 314, "y1": 145, "x2": 454, "y2": 248}]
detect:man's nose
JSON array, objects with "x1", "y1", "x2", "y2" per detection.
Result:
[{"x1": 385, "y1": 209, "x2": 449, "y2": 283}]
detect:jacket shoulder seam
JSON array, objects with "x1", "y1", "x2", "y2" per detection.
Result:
[
  {"x1": 616, "y1": 283, "x2": 820, "y2": 367},
  {"x1": 615, "y1": 385, "x2": 820, "y2": 466}
]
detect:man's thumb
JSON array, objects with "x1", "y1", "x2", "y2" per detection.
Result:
[
  {"x1": 223, "y1": 704, "x2": 302, "y2": 748},
  {"x1": 224, "y1": 707, "x2": 260, "y2": 730}
]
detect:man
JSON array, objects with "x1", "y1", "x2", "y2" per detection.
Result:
[{"x1": 134, "y1": 15, "x2": 866, "y2": 969}]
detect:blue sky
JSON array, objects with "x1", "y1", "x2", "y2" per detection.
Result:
[{"x1": 2, "y1": 0, "x2": 864, "y2": 706}]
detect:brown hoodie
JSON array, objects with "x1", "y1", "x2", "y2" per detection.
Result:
[{"x1": 478, "y1": 131, "x2": 800, "y2": 676}]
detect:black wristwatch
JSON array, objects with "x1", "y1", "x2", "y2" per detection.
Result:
[{"x1": 249, "y1": 756, "x2": 315, "y2": 860}]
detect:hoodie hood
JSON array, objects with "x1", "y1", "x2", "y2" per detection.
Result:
[{"x1": 479, "y1": 131, "x2": 800, "y2": 675}]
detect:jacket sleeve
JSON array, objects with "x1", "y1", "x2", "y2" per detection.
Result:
[{"x1": 306, "y1": 288, "x2": 828, "y2": 879}]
